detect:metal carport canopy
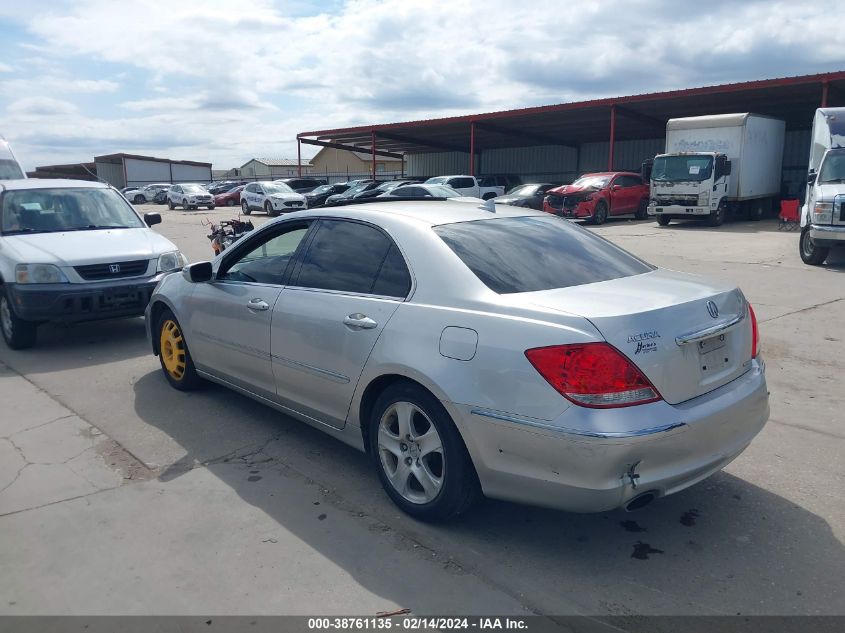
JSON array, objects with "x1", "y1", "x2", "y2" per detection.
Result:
[{"x1": 296, "y1": 71, "x2": 845, "y2": 176}]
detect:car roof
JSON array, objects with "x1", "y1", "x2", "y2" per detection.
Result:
[
  {"x1": 289, "y1": 199, "x2": 545, "y2": 228},
  {"x1": 579, "y1": 171, "x2": 639, "y2": 177},
  {"x1": 0, "y1": 178, "x2": 111, "y2": 192}
]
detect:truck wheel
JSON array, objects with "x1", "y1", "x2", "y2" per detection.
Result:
[
  {"x1": 0, "y1": 290, "x2": 37, "y2": 350},
  {"x1": 657, "y1": 215, "x2": 671, "y2": 226},
  {"x1": 747, "y1": 200, "x2": 764, "y2": 221},
  {"x1": 800, "y1": 226, "x2": 829, "y2": 265},
  {"x1": 592, "y1": 201, "x2": 608, "y2": 225},
  {"x1": 635, "y1": 199, "x2": 648, "y2": 220},
  {"x1": 707, "y1": 205, "x2": 725, "y2": 227}
]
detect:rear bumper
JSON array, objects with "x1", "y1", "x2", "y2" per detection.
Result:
[
  {"x1": 809, "y1": 224, "x2": 845, "y2": 246},
  {"x1": 7, "y1": 275, "x2": 165, "y2": 323},
  {"x1": 649, "y1": 204, "x2": 710, "y2": 216},
  {"x1": 452, "y1": 359, "x2": 768, "y2": 513}
]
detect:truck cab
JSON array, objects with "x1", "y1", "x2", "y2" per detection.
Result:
[
  {"x1": 648, "y1": 152, "x2": 732, "y2": 226},
  {"x1": 0, "y1": 138, "x2": 25, "y2": 180},
  {"x1": 800, "y1": 107, "x2": 845, "y2": 265}
]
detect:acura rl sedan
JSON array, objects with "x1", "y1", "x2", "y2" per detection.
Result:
[{"x1": 145, "y1": 201, "x2": 768, "y2": 520}]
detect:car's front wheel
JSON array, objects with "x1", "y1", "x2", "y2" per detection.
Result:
[
  {"x1": 800, "y1": 225, "x2": 829, "y2": 265},
  {"x1": 156, "y1": 309, "x2": 202, "y2": 391},
  {"x1": 133, "y1": 194, "x2": 145, "y2": 204},
  {"x1": 592, "y1": 200, "x2": 608, "y2": 225},
  {"x1": 168, "y1": 199, "x2": 176, "y2": 210},
  {"x1": 0, "y1": 289, "x2": 37, "y2": 350},
  {"x1": 207, "y1": 205, "x2": 215, "y2": 210},
  {"x1": 241, "y1": 200, "x2": 251, "y2": 215},
  {"x1": 657, "y1": 215, "x2": 671, "y2": 226},
  {"x1": 369, "y1": 381, "x2": 479, "y2": 521}
]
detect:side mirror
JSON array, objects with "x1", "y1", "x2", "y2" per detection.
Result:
[
  {"x1": 723, "y1": 160, "x2": 732, "y2": 176},
  {"x1": 612, "y1": 184, "x2": 621, "y2": 191},
  {"x1": 807, "y1": 170, "x2": 817, "y2": 184},
  {"x1": 144, "y1": 212, "x2": 162, "y2": 227},
  {"x1": 641, "y1": 158, "x2": 654, "y2": 181},
  {"x1": 182, "y1": 261, "x2": 213, "y2": 283}
]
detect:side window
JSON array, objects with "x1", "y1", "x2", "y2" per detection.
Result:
[
  {"x1": 219, "y1": 223, "x2": 311, "y2": 285},
  {"x1": 451, "y1": 177, "x2": 474, "y2": 189},
  {"x1": 629, "y1": 175, "x2": 643, "y2": 186},
  {"x1": 398, "y1": 186, "x2": 421, "y2": 197},
  {"x1": 295, "y1": 220, "x2": 409, "y2": 297}
]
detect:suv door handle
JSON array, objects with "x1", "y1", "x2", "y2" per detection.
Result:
[
  {"x1": 247, "y1": 298, "x2": 270, "y2": 312},
  {"x1": 343, "y1": 313, "x2": 378, "y2": 330}
]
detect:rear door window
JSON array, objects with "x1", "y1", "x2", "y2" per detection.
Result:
[
  {"x1": 434, "y1": 216, "x2": 652, "y2": 294},
  {"x1": 294, "y1": 220, "x2": 411, "y2": 297}
]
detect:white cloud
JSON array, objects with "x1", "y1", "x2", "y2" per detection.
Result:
[
  {"x1": 5, "y1": 0, "x2": 845, "y2": 170},
  {"x1": 7, "y1": 97, "x2": 78, "y2": 116},
  {"x1": 0, "y1": 62, "x2": 12, "y2": 72}
]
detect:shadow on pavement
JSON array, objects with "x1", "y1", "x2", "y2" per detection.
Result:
[{"x1": 132, "y1": 370, "x2": 845, "y2": 616}]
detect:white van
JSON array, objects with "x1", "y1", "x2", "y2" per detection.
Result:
[
  {"x1": 800, "y1": 108, "x2": 845, "y2": 265},
  {"x1": 0, "y1": 137, "x2": 25, "y2": 180}
]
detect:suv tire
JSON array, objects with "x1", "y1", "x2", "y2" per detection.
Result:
[{"x1": 0, "y1": 289, "x2": 37, "y2": 350}]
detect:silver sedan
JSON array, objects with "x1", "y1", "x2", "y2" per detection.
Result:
[{"x1": 145, "y1": 201, "x2": 769, "y2": 520}]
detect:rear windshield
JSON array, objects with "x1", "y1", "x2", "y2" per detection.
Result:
[{"x1": 433, "y1": 215, "x2": 653, "y2": 294}]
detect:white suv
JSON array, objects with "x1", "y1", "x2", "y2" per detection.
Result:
[
  {"x1": 167, "y1": 184, "x2": 215, "y2": 210},
  {"x1": 241, "y1": 181, "x2": 307, "y2": 216},
  {"x1": 0, "y1": 179, "x2": 186, "y2": 349}
]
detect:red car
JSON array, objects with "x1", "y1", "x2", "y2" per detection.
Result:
[
  {"x1": 214, "y1": 185, "x2": 245, "y2": 207},
  {"x1": 542, "y1": 172, "x2": 649, "y2": 224}
]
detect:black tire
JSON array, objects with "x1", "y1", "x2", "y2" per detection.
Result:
[
  {"x1": 635, "y1": 198, "x2": 648, "y2": 220},
  {"x1": 368, "y1": 381, "x2": 480, "y2": 521},
  {"x1": 800, "y1": 226, "x2": 829, "y2": 265},
  {"x1": 592, "y1": 200, "x2": 608, "y2": 225},
  {"x1": 207, "y1": 205, "x2": 215, "y2": 210},
  {"x1": 226, "y1": 199, "x2": 235, "y2": 207},
  {"x1": 182, "y1": 198, "x2": 189, "y2": 211},
  {"x1": 156, "y1": 308, "x2": 203, "y2": 391},
  {"x1": 264, "y1": 201, "x2": 278, "y2": 217},
  {"x1": 133, "y1": 194, "x2": 144, "y2": 204},
  {"x1": 707, "y1": 204, "x2": 725, "y2": 227},
  {"x1": 747, "y1": 200, "x2": 763, "y2": 221},
  {"x1": 482, "y1": 193, "x2": 496, "y2": 200},
  {"x1": 657, "y1": 215, "x2": 671, "y2": 226},
  {"x1": 0, "y1": 289, "x2": 37, "y2": 350},
  {"x1": 168, "y1": 199, "x2": 176, "y2": 210},
  {"x1": 242, "y1": 201, "x2": 251, "y2": 216}
]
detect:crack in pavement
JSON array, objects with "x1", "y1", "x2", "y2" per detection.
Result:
[{"x1": 760, "y1": 296, "x2": 845, "y2": 324}]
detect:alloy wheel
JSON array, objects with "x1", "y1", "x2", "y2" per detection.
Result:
[{"x1": 377, "y1": 401, "x2": 445, "y2": 504}]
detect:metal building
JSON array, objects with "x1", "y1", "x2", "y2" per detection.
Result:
[
  {"x1": 94, "y1": 153, "x2": 212, "y2": 189},
  {"x1": 296, "y1": 71, "x2": 844, "y2": 196}
]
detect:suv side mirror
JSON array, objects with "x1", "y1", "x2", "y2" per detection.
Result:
[
  {"x1": 144, "y1": 212, "x2": 162, "y2": 227},
  {"x1": 182, "y1": 261, "x2": 213, "y2": 283},
  {"x1": 807, "y1": 170, "x2": 817, "y2": 184}
]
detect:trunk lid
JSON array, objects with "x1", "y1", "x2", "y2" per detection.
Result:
[{"x1": 516, "y1": 269, "x2": 753, "y2": 405}]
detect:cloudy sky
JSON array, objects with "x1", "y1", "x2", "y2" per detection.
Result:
[{"x1": 1, "y1": 0, "x2": 843, "y2": 171}]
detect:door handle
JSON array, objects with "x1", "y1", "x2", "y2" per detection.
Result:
[
  {"x1": 247, "y1": 298, "x2": 270, "y2": 312},
  {"x1": 343, "y1": 313, "x2": 378, "y2": 330}
]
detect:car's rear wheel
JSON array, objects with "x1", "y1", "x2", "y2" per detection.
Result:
[
  {"x1": 635, "y1": 199, "x2": 648, "y2": 220},
  {"x1": 800, "y1": 225, "x2": 829, "y2": 265},
  {"x1": 241, "y1": 200, "x2": 251, "y2": 215},
  {"x1": 226, "y1": 199, "x2": 235, "y2": 207},
  {"x1": 0, "y1": 290, "x2": 37, "y2": 350},
  {"x1": 133, "y1": 194, "x2": 144, "y2": 204},
  {"x1": 369, "y1": 381, "x2": 479, "y2": 521},
  {"x1": 592, "y1": 200, "x2": 608, "y2": 225},
  {"x1": 156, "y1": 309, "x2": 202, "y2": 391},
  {"x1": 657, "y1": 215, "x2": 671, "y2": 226}
]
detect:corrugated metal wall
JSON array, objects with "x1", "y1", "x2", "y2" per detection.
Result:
[
  {"x1": 406, "y1": 131, "x2": 811, "y2": 193},
  {"x1": 95, "y1": 161, "x2": 125, "y2": 188}
]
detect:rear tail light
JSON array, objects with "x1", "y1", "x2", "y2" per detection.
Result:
[
  {"x1": 748, "y1": 302, "x2": 760, "y2": 358},
  {"x1": 525, "y1": 343, "x2": 662, "y2": 409}
]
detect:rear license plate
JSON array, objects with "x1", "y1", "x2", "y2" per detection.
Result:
[{"x1": 698, "y1": 334, "x2": 729, "y2": 374}]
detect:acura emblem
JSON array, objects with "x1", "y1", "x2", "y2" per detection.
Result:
[
  {"x1": 706, "y1": 300, "x2": 719, "y2": 319},
  {"x1": 109, "y1": 264, "x2": 121, "y2": 274}
]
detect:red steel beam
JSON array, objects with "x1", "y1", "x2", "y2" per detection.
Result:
[
  {"x1": 469, "y1": 121, "x2": 476, "y2": 176},
  {"x1": 371, "y1": 130, "x2": 376, "y2": 179},
  {"x1": 608, "y1": 105, "x2": 616, "y2": 171},
  {"x1": 298, "y1": 71, "x2": 845, "y2": 138}
]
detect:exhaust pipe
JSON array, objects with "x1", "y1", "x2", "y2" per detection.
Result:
[{"x1": 625, "y1": 491, "x2": 657, "y2": 512}]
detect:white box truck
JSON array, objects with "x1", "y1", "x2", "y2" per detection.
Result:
[
  {"x1": 647, "y1": 113, "x2": 785, "y2": 226},
  {"x1": 799, "y1": 107, "x2": 845, "y2": 265}
]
